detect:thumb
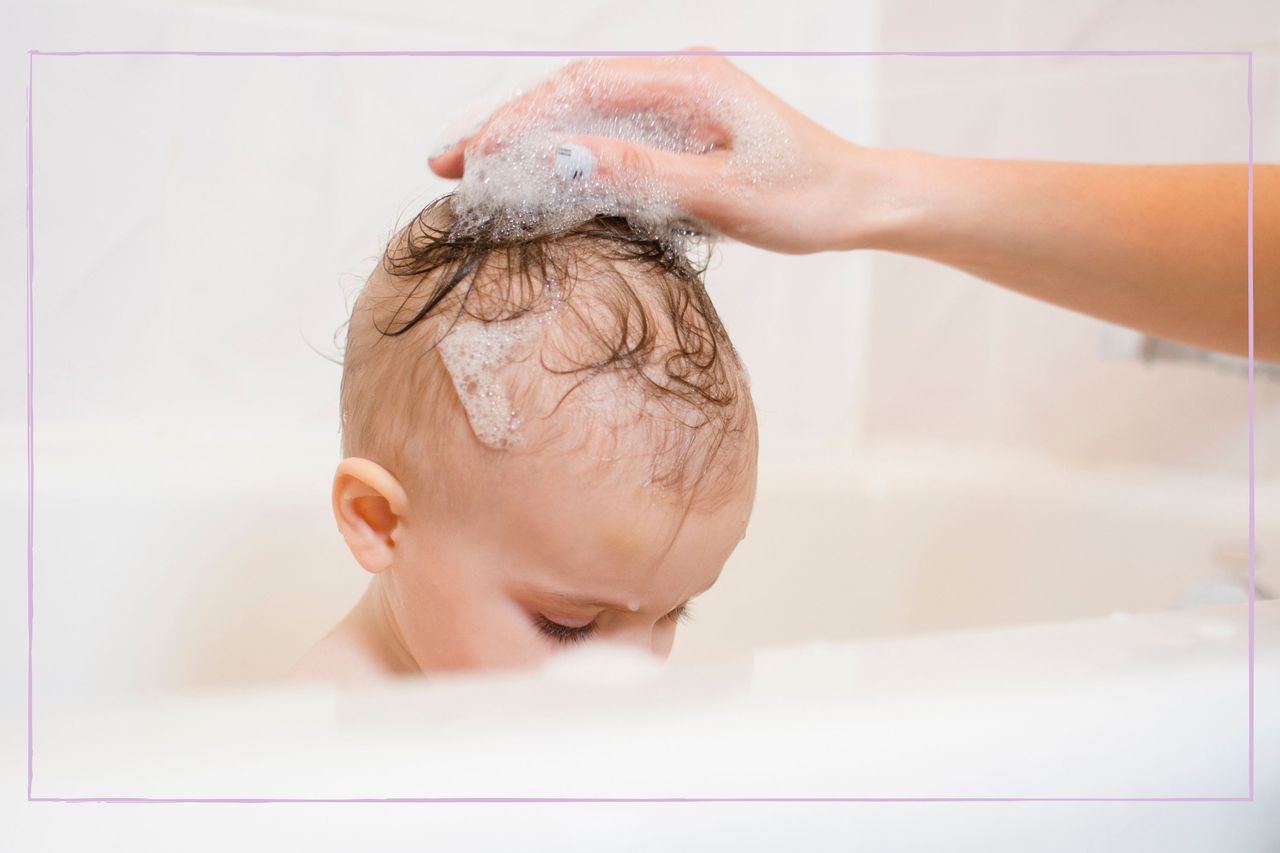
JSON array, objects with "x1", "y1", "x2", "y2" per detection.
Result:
[{"x1": 553, "y1": 136, "x2": 727, "y2": 214}]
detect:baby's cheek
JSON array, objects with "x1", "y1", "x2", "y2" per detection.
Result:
[{"x1": 449, "y1": 595, "x2": 553, "y2": 670}]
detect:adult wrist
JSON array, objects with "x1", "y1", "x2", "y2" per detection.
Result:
[{"x1": 836, "y1": 145, "x2": 943, "y2": 254}]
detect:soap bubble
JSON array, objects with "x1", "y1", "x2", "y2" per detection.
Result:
[{"x1": 445, "y1": 57, "x2": 800, "y2": 253}]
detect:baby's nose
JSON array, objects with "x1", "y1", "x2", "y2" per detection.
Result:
[{"x1": 612, "y1": 624, "x2": 671, "y2": 660}]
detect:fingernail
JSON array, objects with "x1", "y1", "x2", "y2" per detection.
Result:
[
  {"x1": 554, "y1": 143, "x2": 595, "y2": 182},
  {"x1": 430, "y1": 140, "x2": 457, "y2": 160}
]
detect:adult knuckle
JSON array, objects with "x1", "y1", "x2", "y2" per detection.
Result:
[{"x1": 618, "y1": 145, "x2": 653, "y2": 176}]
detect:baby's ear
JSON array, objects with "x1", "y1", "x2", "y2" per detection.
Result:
[{"x1": 331, "y1": 458, "x2": 411, "y2": 574}]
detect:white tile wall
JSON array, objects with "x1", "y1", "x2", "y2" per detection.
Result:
[
  {"x1": 864, "y1": 20, "x2": 1278, "y2": 479},
  {"x1": 878, "y1": 0, "x2": 1279, "y2": 53},
  {"x1": 1008, "y1": 0, "x2": 1280, "y2": 54}
]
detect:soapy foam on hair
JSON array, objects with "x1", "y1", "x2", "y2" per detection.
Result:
[
  {"x1": 431, "y1": 57, "x2": 780, "y2": 454},
  {"x1": 435, "y1": 279, "x2": 570, "y2": 449},
  {"x1": 438, "y1": 294, "x2": 674, "y2": 457},
  {"x1": 446, "y1": 57, "x2": 804, "y2": 248},
  {"x1": 436, "y1": 316, "x2": 532, "y2": 449}
]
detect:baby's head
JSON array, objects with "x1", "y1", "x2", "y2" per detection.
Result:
[{"x1": 333, "y1": 194, "x2": 757, "y2": 674}]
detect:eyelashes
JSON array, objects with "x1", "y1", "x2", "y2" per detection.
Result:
[
  {"x1": 535, "y1": 614, "x2": 598, "y2": 645},
  {"x1": 534, "y1": 604, "x2": 693, "y2": 646}
]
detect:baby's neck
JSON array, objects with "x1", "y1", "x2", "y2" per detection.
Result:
[
  {"x1": 350, "y1": 577, "x2": 420, "y2": 673},
  {"x1": 291, "y1": 576, "x2": 419, "y2": 683}
]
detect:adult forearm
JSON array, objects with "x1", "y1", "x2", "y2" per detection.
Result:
[{"x1": 854, "y1": 149, "x2": 1275, "y2": 361}]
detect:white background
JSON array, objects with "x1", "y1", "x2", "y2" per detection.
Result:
[{"x1": 3, "y1": 0, "x2": 1278, "y2": 849}]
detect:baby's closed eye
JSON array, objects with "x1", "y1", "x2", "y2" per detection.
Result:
[{"x1": 533, "y1": 603, "x2": 693, "y2": 646}]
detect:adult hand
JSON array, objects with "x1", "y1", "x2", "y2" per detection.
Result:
[
  {"x1": 426, "y1": 51, "x2": 1277, "y2": 360},
  {"x1": 427, "y1": 49, "x2": 882, "y2": 255}
]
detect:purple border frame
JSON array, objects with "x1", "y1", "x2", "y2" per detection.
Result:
[{"x1": 24, "y1": 48, "x2": 1256, "y2": 804}]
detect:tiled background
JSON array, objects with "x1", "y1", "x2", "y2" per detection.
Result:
[{"x1": 863, "y1": 30, "x2": 1278, "y2": 479}]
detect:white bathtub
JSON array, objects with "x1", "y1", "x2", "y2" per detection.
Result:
[
  {"x1": 5, "y1": 435, "x2": 1275, "y2": 700},
  {"x1": 7, "y1": 599, "x2": 1276, "y2": 848},
  {"x1": 675, "y1": 441, "x2": 1277, "y2": 664},
  {"x1": 3, "y1": 427, "x2": 1277, "y2": 848}
]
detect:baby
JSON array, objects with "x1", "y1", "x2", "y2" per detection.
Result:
[{"x1": 291, "y1": 193, "x2": 758, "y2": 682}]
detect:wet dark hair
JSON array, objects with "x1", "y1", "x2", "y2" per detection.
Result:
[{"x1": 339, "y1": 192, "x2": 756, "y2": 505}]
